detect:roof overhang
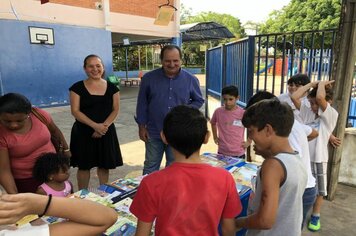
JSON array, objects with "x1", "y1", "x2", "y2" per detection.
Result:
[{"x1": 112, "y1": 21, "x2": 235, "y2": 47}]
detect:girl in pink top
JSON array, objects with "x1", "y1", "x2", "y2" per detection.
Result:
[{"x1": 33, "y1": 153, "x2": 73, "y2": 197}]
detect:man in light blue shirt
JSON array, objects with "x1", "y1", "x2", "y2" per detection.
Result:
[{"x1": 135, "y1": 45, "x2": 204, "y2": 174}]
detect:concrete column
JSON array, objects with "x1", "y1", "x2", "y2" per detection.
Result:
[
  {"x1": 102, "y1": 0, "x2": 110, "y2": 30},
  {"x1": 328, "y1": 0, "x2": 356, "y2": 200}
]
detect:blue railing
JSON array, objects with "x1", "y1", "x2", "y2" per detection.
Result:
[
  {"x1": 206, "y1": 46, "x2": 223, "y2": 98},
  {"x1": 206, "y1": 37, "x2": 254, "y2": 108},
  {"x1": 206, "y1": 29, "x2": 356, "y2": 127}
]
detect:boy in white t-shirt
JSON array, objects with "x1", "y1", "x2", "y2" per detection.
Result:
[
  {"x1": 279, "y1": 74, "x2": 341, "y2": 148},
  {"x1": 291, "y1": 80, "x2": 338, "y2": 232},
  {"x1": 278, "y1": 73, "x2": 310, "y2": 123}
]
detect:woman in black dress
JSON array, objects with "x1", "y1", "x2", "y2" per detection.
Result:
[{"x1": 69, "y1": 54, "x2": 123, "y2": 189}]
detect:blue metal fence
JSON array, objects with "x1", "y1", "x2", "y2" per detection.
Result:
[
  {"x1": 206, "y1": 37, "x2": 254, "y2": 107},
  {"x1": 206, "y1": 46, "x2": 223, "y2": 98},
  {"x1": 253, "y1": 29, "x2": 337, "y2": 94},
  {"x1": 206, "y1": 29, "x2": 356, "y2": 126}
]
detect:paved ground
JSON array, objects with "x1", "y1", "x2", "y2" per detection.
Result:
[{"x1": 46, "y1": 80, "x2": 356, "y2": 236}]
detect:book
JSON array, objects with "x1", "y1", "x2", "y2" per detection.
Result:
[
  {"x1": 15, "y1": 215, "x2": 39, "y2": 227},
  {"x1": 105, "y1": 198, "x2": 154, "y2": 236},
  {"x1": 201, "y1": 153, "x2": 244, "y2": 168},
  {"x1": 200, "y1": 154, "x2": 226, "y2": 167},
  {"x1": 229, "y1": 163, "x2": 259, "y2": 193},
  {"x1": 97, "y1": 176, "x2": 145, "y2": 203},
  {"x1": 114, "y1": 199, "x2": 138, "y2": 224},
  {"x1": 236, "y1": 183, "x2": 251, "y2": 196},
  {"x1": 104, "y1": 217, "x2": 137, "y2": 236},
  {"x1": 72, "y1": 189, "x2": 114, "y2": 207},
  {"x1": 40, "y1": 216, "x2": 66, "y2": 225}
]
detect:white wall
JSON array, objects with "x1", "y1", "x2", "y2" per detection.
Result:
[
  {"x1": 0, "y1": 0, "x2": 178, "y2": 38},
  {"x1": 339, "y1": 128, "x2": 356, "y2": 186}
]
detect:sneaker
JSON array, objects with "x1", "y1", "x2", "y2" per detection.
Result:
[{"x1": 308, "y1": 215, "x2": 321, "y2": 231}]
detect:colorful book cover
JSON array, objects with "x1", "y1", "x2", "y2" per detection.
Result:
[
  {"x1": 114, "y1": 198, "x2": 138, "y2": 224},
  {"x1": 236, "y1": 183, "x2": 251, "y2": 196},
  {"x1": 106, "y1": 176, "x2": 145, "y2": 202},
  {"x1": 105, "y1": 198, "x2": 154, "y2": 236},
  {"x1": 229, "y1": 163, "x2": 259, "y2": 191},
  {"x1": 40, "y1": 216, "x2": 67, "y2": 225},
  {"x1": 72, "y1": 189, "x2": 114, "y2": 207},
  {"x1": 200, "y1": 155, "x2": 226, "y2": 168},
  {"x1": 201, "y1": 153, "x2": 244, "y2": 168},
  {"x1": 104, "y1": 217, "x2": 137, "y2": 236}
]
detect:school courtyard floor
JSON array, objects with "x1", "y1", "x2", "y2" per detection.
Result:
[{"x1": 46, "y1": 76, "x2": 355, "y2": 236}]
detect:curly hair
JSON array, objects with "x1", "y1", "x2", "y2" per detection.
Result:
[{"x1": 33, "y1": 153, "x2": 70, "y2": 183}]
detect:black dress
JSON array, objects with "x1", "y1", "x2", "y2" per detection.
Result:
[{"x1": 69, "y1": 81, "x2": 123, "y2": 170}]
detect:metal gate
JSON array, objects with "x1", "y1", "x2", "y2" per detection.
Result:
[{"x1": 206, "y1": 29, "x2": 356, "y2": 125}]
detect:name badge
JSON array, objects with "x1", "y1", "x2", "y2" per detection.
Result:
[{"x1": 233, "y1": 119, "x2": 243, "y2": 127}]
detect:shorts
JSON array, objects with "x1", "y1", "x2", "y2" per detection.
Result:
[{"x1": 311, "y1": 162, "x2": 328, "y2": 196}]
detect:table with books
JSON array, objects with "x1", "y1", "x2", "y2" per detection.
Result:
[
  {"x1": 7, "y1": 176, "x2": 145, "y2": 236},
  {"x1": 201, "y1": 153, "x2": 259, "y2": 236},
  {"x1": 11, "y1": 153, "x2": 259, "y2": 236},
  {"x1": 77, "y1": 153, "x2": 259, "y2": 236}
]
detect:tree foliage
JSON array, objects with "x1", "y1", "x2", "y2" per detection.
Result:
[
  {"x1": 112, "y1": 46, "x2": 153, "y2": 71},
  {"x1": 179, "y1": 5, "x2": 246, "y2": 67},
  {"x1": 260, "y1": 0, "x2": 341, "y2": 34},
  {"x1": 180, "y1": 4, "x2": 193, "y2": 24},
  {"x1": 183, "y1": 11, "x2": 246, "y2": 39}
]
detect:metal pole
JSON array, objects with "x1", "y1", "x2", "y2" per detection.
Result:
[
  {"x1": 125, "y1": 47, "x2": 129, "y2": 80},
  {"x1": 145, "y1": 46, "x2": 148, "y2": 70},
  {"x1": 138, "y1": 46, "x2": 141, "y2": 71},
  {"x1": 152, "y1": 46, "x2": 154, "y2": 69}
]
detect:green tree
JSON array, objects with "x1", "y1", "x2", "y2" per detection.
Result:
[
  {"x1": 180, "y1": 4, "x2": 193, "y2": 24},
  {"x1": 180, "y1": 9, "x2": 246, "y2": 68},
  {"x1": 260, "y1": 0, "x2": 341, "y2": 33},
  {"x1": 243, "y1": 21, "x2": 262, "y2": 35},
  {"x1": 112, "y1": 46, "x2": 153, "y2": 71},
  {"x1": 184, "y1": 11, "x2": 246, "y2": 39}
]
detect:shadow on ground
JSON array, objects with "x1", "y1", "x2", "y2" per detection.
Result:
[{"x1": 45, "y1": 77, "x2": 356, "y2": 236}]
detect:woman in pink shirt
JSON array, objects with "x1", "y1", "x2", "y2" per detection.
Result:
[{"x1": 0, "y1": 93, "x2": 69, "y2": 193}]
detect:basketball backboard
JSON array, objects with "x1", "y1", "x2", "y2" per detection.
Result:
[{"x1": 29, "y1": 26, "x2": 54, "y2": 45}]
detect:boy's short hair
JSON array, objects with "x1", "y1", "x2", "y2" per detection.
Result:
[
  {"x1": 242, "y1": 99, "x2": 294, "y2": 137},
  {"x1": 308, "y1": 86, "x2": 334, "y2": 101},
  {"x1": 287, "y1": 73, "x2": 310, "y2": 86},
  {"x1": 163, "y1": 105, "x2": 207, "y2": 158},
  {"x1": 246, "y1": 91, "x2": 276, "y2": 109},
  {"x1": 222, "y1": 85, "x2": 239, "y2": 97}
]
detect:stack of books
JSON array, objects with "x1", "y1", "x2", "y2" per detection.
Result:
[
  {"x1": 98, "y1": 175, "x2": 145, "y2": 203},
  {"x1": 200, "y1": 153, "x2": 244, "y2": 168}
]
